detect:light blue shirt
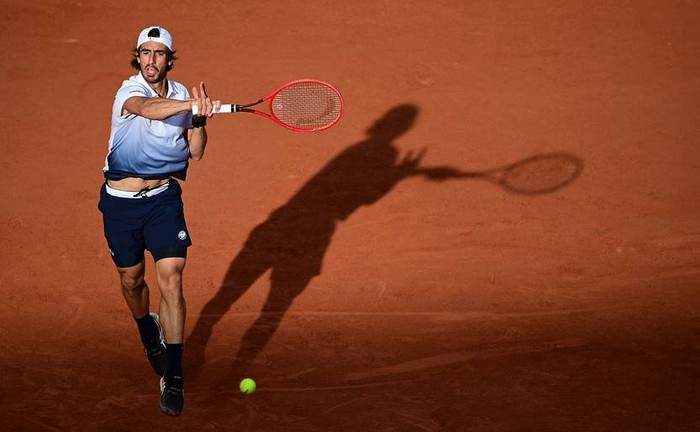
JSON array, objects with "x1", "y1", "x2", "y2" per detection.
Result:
[{"x1": 103, "y1": 73, "x2": 192, "y2": 180}]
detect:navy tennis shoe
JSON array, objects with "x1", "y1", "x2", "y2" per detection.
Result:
[
  {"x1": 159, "y1": 375, "x2": 184, "y2": 417},
  {"x1": 144, "y1": 313, "x2": 167, "y2": 376}
]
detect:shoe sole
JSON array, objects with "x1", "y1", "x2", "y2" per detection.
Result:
[{"x1": 159, "y1": 404, "x2": 180, "y2": 417}]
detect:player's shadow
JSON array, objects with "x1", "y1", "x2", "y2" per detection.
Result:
[
  {"x1": 186, "y1": 104, "x2": 584, "y2": 387},
  {"x1": 186, "y1": 104, "x2": 458, "y2": 385}
]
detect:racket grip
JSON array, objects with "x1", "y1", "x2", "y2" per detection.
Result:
[{"x1": 191, "y1": 104, "x2": 236, "y2": 115}]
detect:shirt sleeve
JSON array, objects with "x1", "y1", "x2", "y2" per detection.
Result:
[{"x1": 114, "y1": 80, "x2": 149, "y2": 119}]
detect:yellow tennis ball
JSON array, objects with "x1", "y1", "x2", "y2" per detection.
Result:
[{"x1": 239, "y1": 378, "x2": 257, "y2": 394}]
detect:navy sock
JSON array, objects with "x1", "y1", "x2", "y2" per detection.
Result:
[
  {"x1": 166, "y1": 343, "x2": 184, "y2": 378},
  {"x1": 134, "y1": 313, "x2": 159, "y2": 347}
]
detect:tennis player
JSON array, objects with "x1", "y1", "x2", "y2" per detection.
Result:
[{"x1": 98, "y1": 25, "x2": 220, "y2": 417}]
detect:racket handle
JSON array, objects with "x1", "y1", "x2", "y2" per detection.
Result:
[{"x1": 192, "y1": 104, "x2": 238, "y2": 115}]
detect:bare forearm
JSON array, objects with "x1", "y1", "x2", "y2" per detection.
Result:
[
  {"x1": 124, "y1": 97, "x2": 191, "y2": 120},
  {"x1": 188, "y1": 127, "x2": 207, "y2": 160}
]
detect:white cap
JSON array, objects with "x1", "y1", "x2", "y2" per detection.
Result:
[{"x1": 137, "y1": 26, "x2": 173, "y2": 51}]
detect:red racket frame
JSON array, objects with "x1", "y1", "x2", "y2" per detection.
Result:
[{"x1": 216, "y1": 79, "x2": 344, "y2": 132}]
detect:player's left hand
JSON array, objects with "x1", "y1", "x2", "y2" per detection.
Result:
[{"x1": 191, "y1": 81, "x2": 221, "y2": 118}]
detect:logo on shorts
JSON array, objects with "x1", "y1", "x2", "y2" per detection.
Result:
[{"x1": 178, "y1": 230, "x2": 188, "y2": 241}]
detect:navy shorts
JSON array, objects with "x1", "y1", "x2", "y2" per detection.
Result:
[{"x1": 98, "y1": 179, "x2": 192, "y2": 268}]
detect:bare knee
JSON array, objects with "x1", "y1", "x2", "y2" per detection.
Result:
[
  {"x1": 160, "y1": 272, "x2": 182, "y2": 297},
  {"x1": 117, "y1": 263, "x2": 146, "y2": 298},
  {"x1": 156, "y1": 258, "x2": 186, "y2": 301},
  {"x1": 120, "y1": 273, "x2": 146, "y2": 297}
]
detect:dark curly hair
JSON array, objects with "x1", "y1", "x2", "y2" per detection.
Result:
[{"x1": 130, "y1": 48, "x2": 178, "y2": 71}]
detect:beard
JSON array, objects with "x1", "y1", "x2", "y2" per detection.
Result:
[{"x1": 141, "y1": 64, "x2": 166, "y2": 83}]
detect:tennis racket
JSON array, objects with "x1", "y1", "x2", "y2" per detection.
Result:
[{"x1": 194, "y1": 79, "x2": 344, "y2": 132}]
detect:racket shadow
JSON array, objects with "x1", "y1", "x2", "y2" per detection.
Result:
[
  {"x1": 413, "y1": 152, "x2": 584, "y2": 195},
  {"x1": 186, "y1": 104, "x2": 461, "y2": 386}
]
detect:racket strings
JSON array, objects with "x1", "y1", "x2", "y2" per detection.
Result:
[{"x1": 271, "y1": 82, "x2": 342, "y2": 130}]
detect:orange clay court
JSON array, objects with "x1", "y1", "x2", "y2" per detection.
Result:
[{"x1": 1, "y1": 1, "x2": 699, "y2": 430}]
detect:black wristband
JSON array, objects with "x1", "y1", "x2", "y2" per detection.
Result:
[{"x1": 192, "y1": 115, "x2": 207, "y2": 128}]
